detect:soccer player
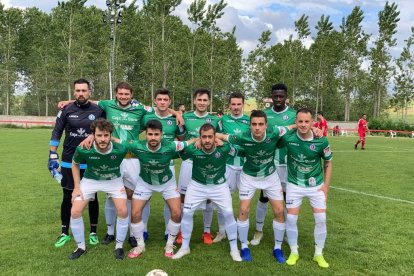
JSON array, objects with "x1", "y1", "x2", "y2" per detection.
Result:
[
  {"x1": 172, "y1": 123, "x2": 242, "y2": 262},
  {"x1": 69, "y1": 118, "x2": 129, "y2": 260},
  {"x1": 178, "y1": 103, "x2": 186, "y2": 113},
  {"x1": 213, "y1": 92, "x2": 250, "y2": 243},
  {"x1": 49, "y1": 78, "x2": 103, "y2": 248},
  {"x1": 355, "y1": 114, "x2": 369, "y2": 150},
  {"x1": 316, "y1": 111, "x2": 328, "y2": 137},
  {"x1": 218, "y1": 110, "x2": 292, "y2": 263},
  {"x1": 251, "y1": 83, "x2": 296, "y2": 246},
  {"x1": 281, "y1": 108, "x2": 332, "y2": 268},
  {"x1": 178, "y1": 88, "x2": 221, "y2": 245}
]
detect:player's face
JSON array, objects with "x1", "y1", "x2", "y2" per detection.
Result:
[
  {"x1": 94, "y1": 128, "x2": 111, "y2": 152},
  {"x1": 229, "y1": 98, "x2": 243, "y2": 116},
  {"x1": 116, "y1": 88, "x2": 133, "y2": 107},
  {"x1": 73, "y1": 83, "x2": 91, "y2": 104},
  {"x1": 200, "y1": 128, "x2": 215, "y2": 151},
  {"x1": 271, "y1": 90, "x2": 287, "y2": 109},
  {"x1": 146, "y1": 128, "x2": 162, "y2": 148},
  {"x1": 154, "y1": 94, "x2": 171, "y2": 111},
  {"x1": 362, "y1": 114, "x2": 367, "y2": 120},
  {"x1": 179, "y1": 105, "x2": 185, "y2": 112},
  {"x1": 194, "y1": 93, "x2": 210, "y2": 113},
  {"x1": 250, "y1": 117, "x2": 267, "y2": 140},
  {"x1": 296, "y1": 112, "x2": 313, "y2": 135}
]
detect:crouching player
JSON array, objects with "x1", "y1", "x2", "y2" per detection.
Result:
[
  {"x1": 69, "y1": 118, "x2": 129, "y2": 260},
  {"x1": 173, "y1": 123, "x2": 242, "y2": 262},
  {"x1": 281, "y1": 108, "x2": 332, "y2": 268}
]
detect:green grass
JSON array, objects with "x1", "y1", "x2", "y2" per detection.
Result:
[{"x1": 0, "y1": 129, "x2": 413, "y2": 275}]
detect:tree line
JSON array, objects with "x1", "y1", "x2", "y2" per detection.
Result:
[{"x1": 0, "y1": 1, "x2": 412, "y2": 122}]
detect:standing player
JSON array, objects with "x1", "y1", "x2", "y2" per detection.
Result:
[
  {"x1": 49, "y1": 78, "x2": 103, "y2": 248},
  {"x1": 173, "y1": 124, "x2": 242, "y2": 261},
  {"x1": 355, "y1": 114, "x2": 369, "y2": 150},
  {"x1": 316, "y1": 112, "x2": 328, "y2": 137},
  {"x1": 178, "y1": 88, "x2": 221, "y2": 245},
  {"x1": 178, "y1": 103, "x2": 186, "y2": 113},
  {"x1": 251, "y1": 83, "x2": 296, "y2": 246},
  {"x1": 69, "y1": 118, "x2": 129, "y2": 260},
  {"x1": 281, "y1": 108, "x2": 332, "y2": 268},
  {"x1": 213, "y1": 92, "x2": 250, "y2": 243}
]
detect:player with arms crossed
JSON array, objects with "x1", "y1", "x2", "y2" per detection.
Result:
[
  {"x1": 281, "y1": 108, "x2": 333, "y2": 268},
  {"x1": 173, "y1": 123, "x2": 242, "y2": 262},
  {"x1": 69, "y1": 118, "x2": 129, "y2": 260},
  {"x1": 355, "y1": 113, "x2": 369, "y2": 150}
]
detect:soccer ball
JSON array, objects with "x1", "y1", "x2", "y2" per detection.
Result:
[{"x1": 145, "y1": 269, "x2": 168, "y2": 276}]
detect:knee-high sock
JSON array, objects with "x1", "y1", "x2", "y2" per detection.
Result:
[
  {"x1": 273, "y1": 220, "x2": 285, "y2": 249},
  {"x1": 105, "y1": 197, "x2": 116, "y2": 235},
  {"x1": 61, "y1": 189, "x2": 72, "y2": 235},
  {"x1": 203, "y1": 202, "x2": 213, "y2": 233},
  {"x1": 126, "y1": 200, "x2": 133, "y2": 235},
  {"x1": 87, "y1": 194, "x2": 99, "y2": 233},
  {"x1": 115, "y1": 216, "x2": 129, "y2": 249},
  {"x1": 217, "y1": 208, "x2": 226, "y2": 234},
  {"x1": 223, "y1": 211, "x2": 238, "y2": 251},
  {"x1": 181, "y1": 209, "x2": 195, "y2": 250},
  {"x1": 142, "y1": 201, "x2": 150, "y2": 232},
  {"x1": 286, "y1": 214, "x2": 298, "y2": 253},
  {"x1": 70, "y1": 216, "x2": 85, "y2": 250},
  {"x1": 166, "y1": 219, "x2": 181, "y2": 246},
  {"x1": 130, "y1": 221, "x2": 145, "y2": 243},
  {"x1": 164, "y1": 203, "x2": 171, "y2": 235},
  {"x1": 314, "y1": 212, "x2": 327, "y2": 255},
  {"x1": 362, "y1": 140, "x2": 365, "y2": 148},
  {"x1": 237, "y1": 219, "x2": 249, "y2": 249},
  {"x1": 255, "y1": 201, "x2": 268, "y2": 232}
]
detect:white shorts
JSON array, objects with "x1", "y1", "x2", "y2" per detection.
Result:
[
  {"x1": 178, "y1": 159, "x2": 192, "y2": 194},
  {"x1": 239, "y1": 171, "x2": 283, "y2": 201},
  {"x1": 121, "y1": 158, "x2": 140, "y2": 190},
  {"x1": 184, "y1": 180, "x2": 234, "y2": 213},
  {"x1": 286, "y1": 183, "x2": 326, "y2": 209},
  {"x1": 276, "y1": 165, "x2": 288, "y2": 191},
  {"x1": 170, "y1": 164, "x2": 176, "y2": 179},
  {"x1": 132, "y1": 176, "x2": 180, "y2": 201},
  {"x1": 78, "y1": 177, "x2": 126, "y2": 201},
  {"x1": 225, "y1": 165, "x2": 242, "y2": 193}
]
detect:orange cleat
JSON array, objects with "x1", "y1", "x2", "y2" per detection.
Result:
[
  {"x1": 175, "y1": 232, "x2": 182, "y2": 245},
  {"x1": 202, "y1": 232, "x2": 213, "y2": 245}
]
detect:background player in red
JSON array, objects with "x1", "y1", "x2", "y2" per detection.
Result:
[
  {"x1": 355, "y1": 114, "x2": 369, "y2": 150},
  {"x1": 316, "y1": 112, "x2": 328, "y2": 137}
]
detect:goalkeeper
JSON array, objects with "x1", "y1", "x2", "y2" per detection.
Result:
[{"x1": 49, "y1": 79, "x2": 104, "y2": 248}]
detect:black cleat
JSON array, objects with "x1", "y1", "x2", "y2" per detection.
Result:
[
  {"x1": 69, "y1": 248, "x2": 86, "y2": 260},
  {"x1": 114, "y1": 248, "x2": 125, "y2": 260},
  {"x1": 354, "y1": 144, "x2": 357, "y2": 150},
  {"x1": 129, "y1": 236, "x2": 137, "y2": 248},
  {"x1": 102, "y1": 234, "x2": 115, "y2": 245}
]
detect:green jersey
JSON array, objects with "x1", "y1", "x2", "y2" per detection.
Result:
[
  {"x1": 265, "y1": 106, "x2": 296, "y2": 166},
  {"x1": 98, "y1": 99, "x2": 153, "y2": 141},
  {"x1": 125, "y1": 139, "x2": 187, "y2": 185},
  {"x1": 220, "y1": 114, "x2": 250, "y2": 167},
  {"x1": 142, "y1": 113, "x2": 185, "y2": 142},
  {"x1": 73, "y1": 142, "x2": 127, "y2": 180},
  {"x1": 229, "y1": 126, "x2": 288, "y2": 178},
  {"x1": 180, "y1": 143, "x2": 235, "y2": 185},
  {"x1": 183, "y1": 111, "x2": 221, "y2": 139},
  {"x1": 280, "y1": 130, "x2": 332, "y2": 187}
]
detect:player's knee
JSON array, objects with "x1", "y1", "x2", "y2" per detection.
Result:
[
  {"x1": 170, "y1": 208, "x2": 181, "y2": 222},
  {"x1": 286, "y1": 214, "x2": 298, "y2": 226},
  {"x1": 71, "y1": 208, "x2": 82, "y2": 219},
  {"x1": 116, "y1": 206, "x2": 128, "y2": 218},
  {"x1": 131, "y1": 209, "x2": 142, "y2": 223},
  {"x1": 313, "y1": 212, "x2": 326, "y2": 226},
  {"x1": 239, "y1": 205, "x2": 250, "y2": 218}
]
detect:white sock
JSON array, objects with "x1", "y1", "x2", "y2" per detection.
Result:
[
  {"x1": 272, "y1": 220, "x2": 285, "y2": 249},
  {"x1": 255, "y1": 201, "x2": 268, "y2": 232},
  {"x1": 237, "y1": 219, "x2": 249, "y2": 249},
  {"x1": 166, "y1": 219, "x2": 181, "y2": 245},
  {"x1": 286, "y1": 214, "x2": 298, "y2": 249},
  {"x1": 130, "y1": 221, "x2": 145, "y2": 243},
  {"x1": 217, "y1": 209, "x2": 226, "y2": 234},
  {"x1": 104, "y1": 198, "x2": 116, "y2": 235},
  {"x1": 181, "y1": 209, "x2": 194, "y2": 250},
  {"x1": 115, "y1": 216, "x2": 129, "y2": 249},
  {"x1": 223, "y1": 210, "x2": 238, "y2": 251},
  {"x1": 290, "y1": 245, "x2": 299, "y2": 254},
  {"x1": 203, "y1": 202, "x2": 213, "y2": 233},
  {"x1": 142, "y1": 201, "x2": 150, "y2": 232},
  {"x1": 164, "y1": 203, "x2": 171, "y2": 235},
  {"x1": 70, "y1": 216, "x2": 85, "y2": 250},
  {"x1": 313, "y1": 212, "x2": 327, "y2": 255}
]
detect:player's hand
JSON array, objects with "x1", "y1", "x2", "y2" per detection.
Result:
[
  {"x1": 215, "y1": 137, "x2": 224, "y2": 147},
  {"x1": 194, "y1": 138, "x2": 202, "y2": 149},
  {"x1": 318, "y1": 184, "x2": 329, "y2": 201},
  {"x1": 312, "y1": 127, "x2": 324, "y2": 138},
  {"x1": 79, "y1": 135, "x2": 94, "y2": 150},
  {"x1": 58, "y1": 100, "x2": 70, "y2": 110},
  {"x1": 175, "y1": 112, "x2": 184, "y2": 127},
  {"x1": 131, "y1": 99, "x2": 140, "y2": 106},
  {"x1": 48, "y1": 150, "x2": 60, "y2": 177},
  {"x1": 72, "y1": 188, "x2": 83, "y2": 203}
]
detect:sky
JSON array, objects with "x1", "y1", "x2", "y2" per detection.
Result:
[{"x1": 2, "y1": 0, "x2": 414, "y2": 57}]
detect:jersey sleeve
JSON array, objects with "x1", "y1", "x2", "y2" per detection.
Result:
[
  {"x1": 97, "y1": 100, "x2": 109, "y2": 111},
  {"x1": 121, "y1": 140, "x2": 139, "y2": 152},
  {"x1": 271, "y1": 126, "x2": 289, "y2": 140},
  {"x1": 72, "y1": 146, "x2": 84, "y2": 164},
  {"x1": 320, "y1": 139, "x2": 333, "y2": 161},
  {"x1": 50, "y1": 109, "x2": 67, "y2": 147},
  {"x1": 176, "y1": 125, "x2": 186, "y2": 138},
  {"x1": 179, "y1": 144, "x2": 195, "y2": 160},
  {"x1": 227, "y1": 134, "x2": 242, "y2": 146}
]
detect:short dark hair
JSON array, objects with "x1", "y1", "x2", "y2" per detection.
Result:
[
  {"x1": 91, "y1": 118, "x2": 113, "y2": 134},
  {"x1": 296, "y1": 107, "x2": 314, "y2": 117},
  {"x1": 271, "y1": 83, "x2": 288, "y2": 93},
  {"x1": 250, "y1": 110, "x2": 267, "y2": 123},
  {"x1": 74, "y1": 78, "x2": 91, "y2": 90},
  {"x1": 154, "y1": 88, "x2": 170, "y2": 99},
  {"x1": 228, "y1": 92, "x2": 245, "y2": 103},
  {"x1": 317, "y1": 111, "x2": 324, "y2": 116},
  {"x1": 199, "y1": 123, "x2": 216, "y2": 135},
  {"x1": 178, "y1": 103, "x2": 185, "y2": 107},
  {"x1": 115, "y1": 81, "x2": 133, "y2": 94},
  {"x1": 194, "y1": 88, "x2": 210, "y2": 99},
  {"x1": 146, "y1": 119, "x2": 163, "y2": 132}
]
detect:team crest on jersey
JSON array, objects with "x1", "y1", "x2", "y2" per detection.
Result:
[
  {"x1": 215, "y1": 152, "x2": 221, "y2": 158},
  {"x1": 278, "y1": 127, "x2": 287, "y2": 136},
  {"x1": 205, "y1": 118, "x2": 212, "y2": 123},
  {"x1": 283, "y1": 115, "x2": 289, "y2": 120},
  {"x1": 111, "y1": 155, "x2": 117, "y2": 160},
  {"x1": 176, "y1": 142, "x2": 185, "y2": 151},
  {"x1": 121, "y1": 112, "x2": 128, "y2": 118},
  {"x1": 309, "y1": 177, "x2": 316, "y2": 186},
  {"x1": 88, "y1": 114, "x2": 95, "y2": 120},
  {"x1": 309, "y1": 144, "x2": 316, "y2": 151},
  {"x1": 242, "y1": 120, "x2": 248, "y2": 124},
  {"x1": 167, "y1": 120, "x2": 173, "y2": 126}
]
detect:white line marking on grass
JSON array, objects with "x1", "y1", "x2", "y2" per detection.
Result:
[
  {"x1": 334, "y1": 150, "x2": 414, "y2": 153},
  {"x1": 330, "y1": 186, "x2": 414, "y2": 205}
]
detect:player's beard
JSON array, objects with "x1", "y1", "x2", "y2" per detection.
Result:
[
  {"x1": 97, "y1": 141, "x2": 110, "y2": 151},
  {"x1": 202, "y1": 142, "x2": 213, "y2": 151},
  {"x1": 148, "y1": 140, "x2": 159, "y2": 148},
  {"x1": 76, "y1": 96, "x2": 88, "y2": 105}
]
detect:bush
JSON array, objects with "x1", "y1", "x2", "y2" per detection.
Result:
[{"x1": 369, "y1": 117, "x2": 413, "y2": 137}]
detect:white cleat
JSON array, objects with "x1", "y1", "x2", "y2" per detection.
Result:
[
  {"x1": 250, "y1": 231, "x2": 263, "y2": 246},
  {"x1": 230, "y1": 249, "x2": 242, "y2": 262},
  {"x1": 127, "y1": 244, "x2": 145, "y2": 259},
  {"x1": 213, "y1": 232, "x2": 227, "y2": 243},
  {"x1": 164, "y1": 243, "x2": 176, "y2": 258},
  {"x1": 172, "y1": 248, "x2": 190, "y2": 259}
]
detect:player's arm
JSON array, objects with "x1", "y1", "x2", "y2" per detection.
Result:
[
  {"x1": 215, "y1": 133, "x2": 229, "y2": 142},
  {"x1": 71, "y1": 161, "x2": 83, "y2": 201},
  {"x1": 48, "y1": 109, "x2": 68, "y2": 179},
  {"x1": 79, "y1": 135, "x2": 94, "y2": 150},
  {"x1": 168, "y1": 109, "x2": 184, "y2": 127},
  {"x1": 320, "y1": 160, "x2": 332, "y2": 201}
]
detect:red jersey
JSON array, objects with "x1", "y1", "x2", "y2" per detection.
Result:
[
  {"x1": 319, "y1": 119, "x2": 328, "y2": 136},
  {"x1": 358, "y1": 119, "x2": 367, "y2": 133}
]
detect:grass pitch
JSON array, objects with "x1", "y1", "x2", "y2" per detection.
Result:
[{"x1": 0, "y1": 129, "x2": 413, "y2": 275}]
